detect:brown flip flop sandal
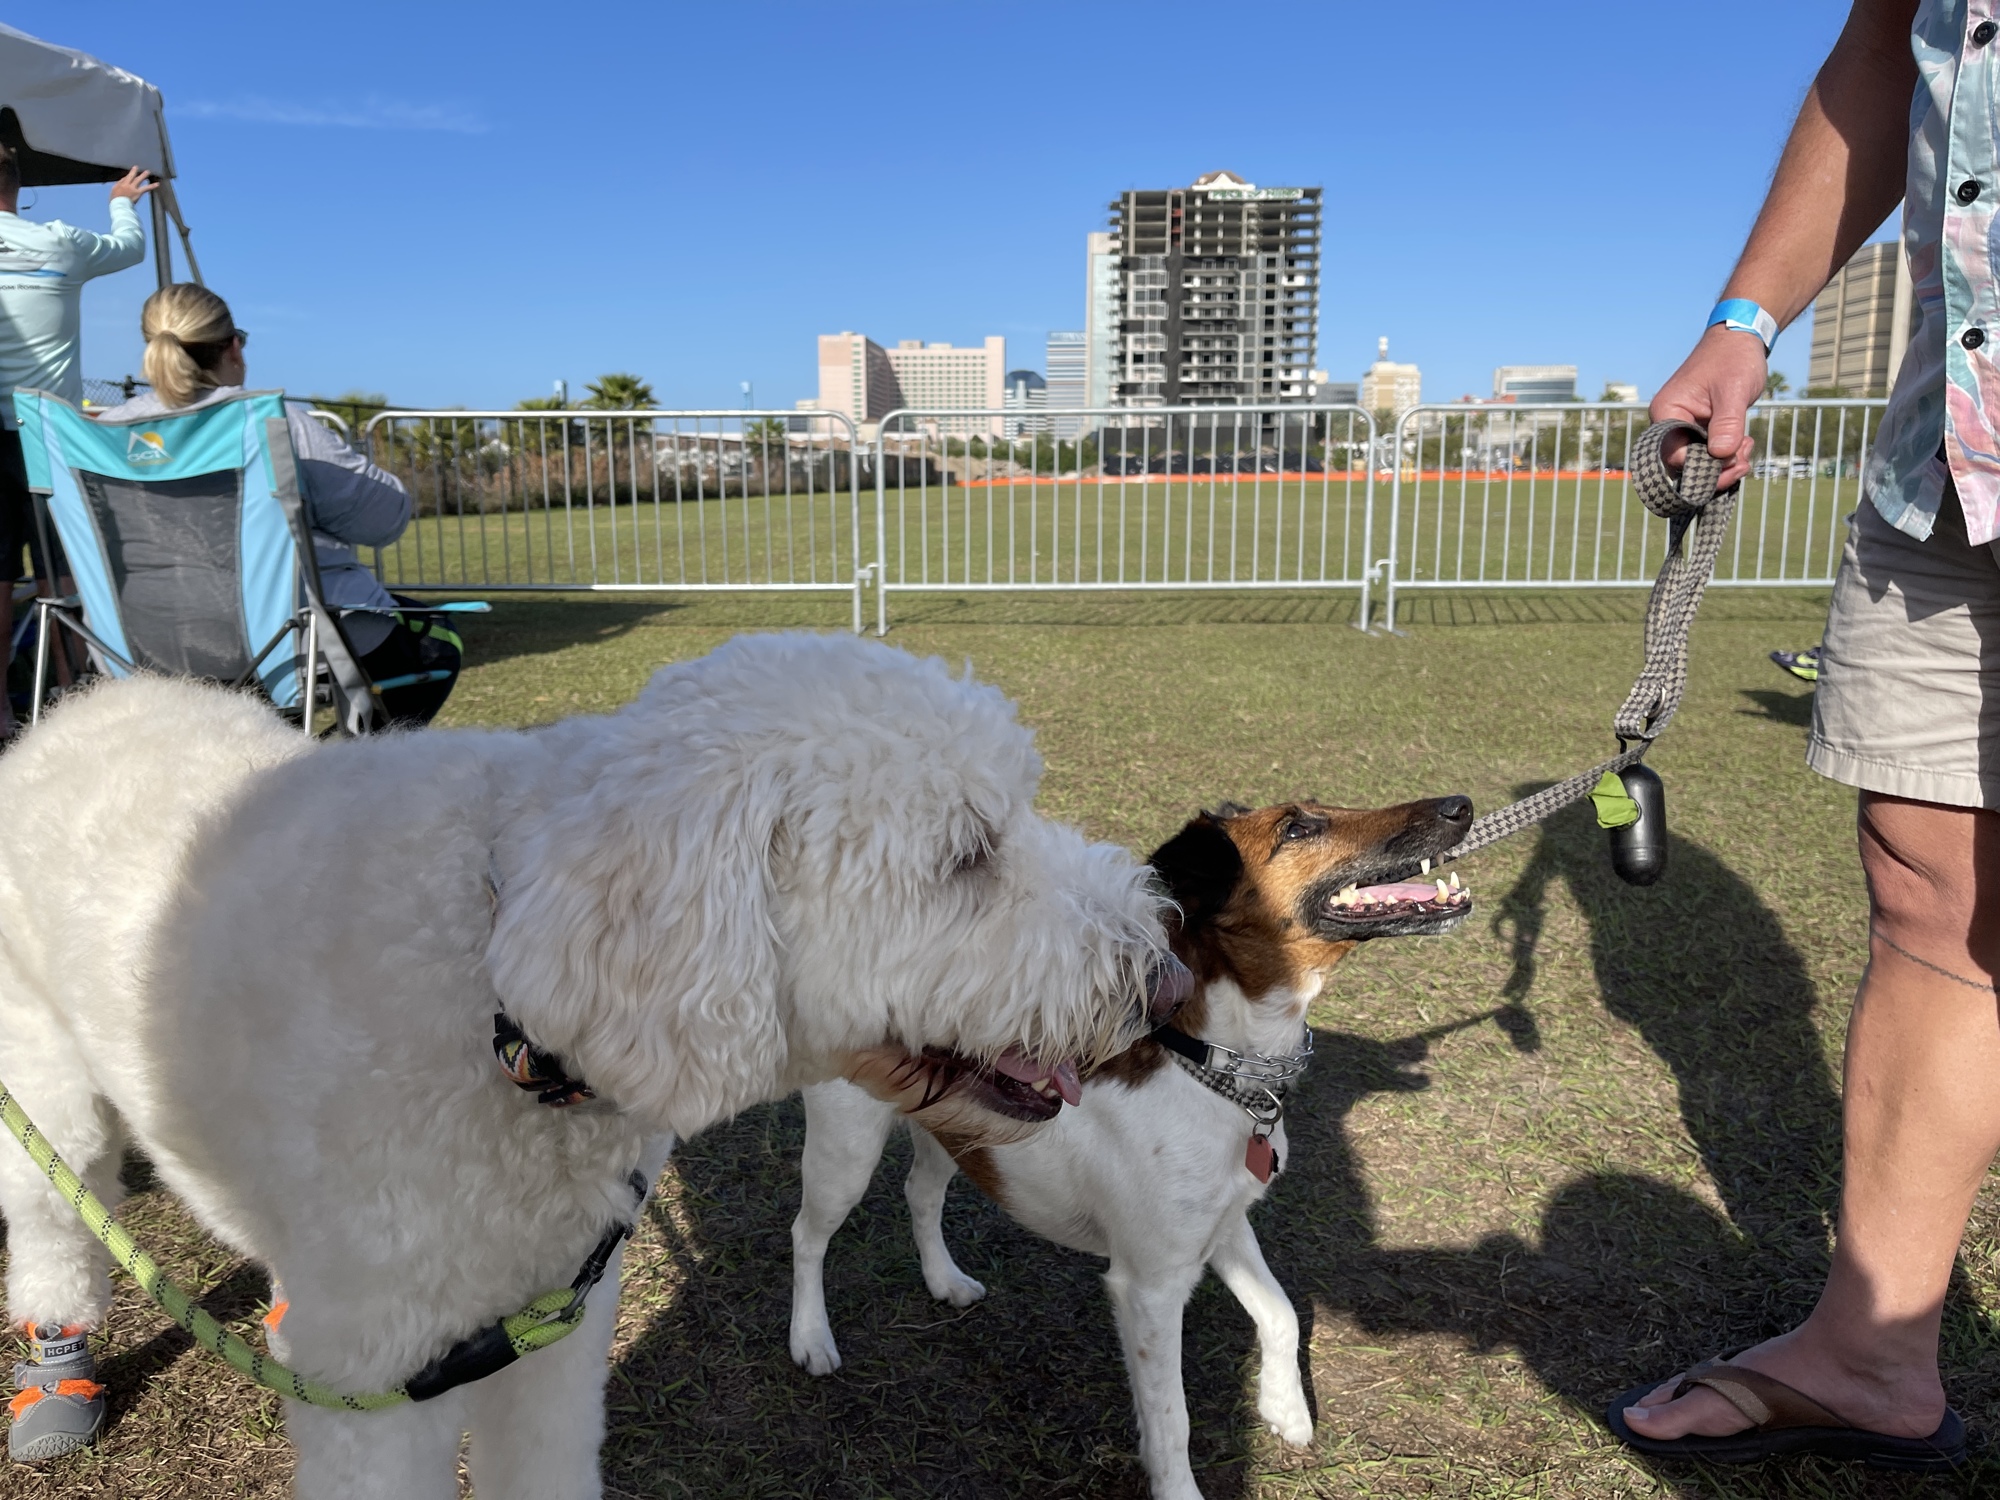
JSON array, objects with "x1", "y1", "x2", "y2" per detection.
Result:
[{"x1": 1606, "y1": 1357, "x2": 1966, "y2": 1471}]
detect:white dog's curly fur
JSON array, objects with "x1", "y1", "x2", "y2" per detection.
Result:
[{"x1": 0, "y1": 632, "x2": 1168, "y2": 1499}]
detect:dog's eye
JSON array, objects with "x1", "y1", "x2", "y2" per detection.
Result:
[
  {"x1": 952, "y1": 843, "x2": 991, "y2": 875},
  {"x1": 1280, "y1": 818, "x2": 1322, "y2": 842}
]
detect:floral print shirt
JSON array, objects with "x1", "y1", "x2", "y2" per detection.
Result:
[{"x1": 1868, "y1": 0, "x2": 2000, "y2": 543}]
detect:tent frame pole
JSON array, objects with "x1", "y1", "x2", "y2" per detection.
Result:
[{"x1": 150, "y1": 191, "x2": 171, "y2": 288}]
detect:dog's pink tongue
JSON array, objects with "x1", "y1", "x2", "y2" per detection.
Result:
[
  {"x1": 1052, "y1": 1060, "x2": 1082, "y2": 1106},
  {"x1": 1361, "y1": 881, "x2": 1440, "y2": 903},
  {"x1": 991, "y1": 1049, "x2": 1083, "y2": 1105}
]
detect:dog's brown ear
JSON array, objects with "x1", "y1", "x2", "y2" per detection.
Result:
[{"x1": 1147, "y1": 814, "x2": 1242, "y2": 934}]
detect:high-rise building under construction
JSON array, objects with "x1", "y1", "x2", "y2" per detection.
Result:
[
  {"x1": 1808, "y1": 240, "x2": 1915, "y2": 397},
  {"x1": 1107, "y1": 170, "x2": 1321, "y2": 408}
]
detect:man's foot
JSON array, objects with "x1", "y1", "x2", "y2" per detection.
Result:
[
  {"x1": 8, "y1": 1325, "x2": 103, "y2": 1463},
  {"x1": 1776, "y1": 652, "x2": 1824, "y2": 688},
  {"x1": 1622, "y1": 1327, "x2": 1945, "y2": 1443}
]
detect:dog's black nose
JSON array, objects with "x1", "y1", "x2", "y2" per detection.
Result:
[
  {"x1": 1436, "y1": 795, "x2": 1473, "y2": 826},
  {"x1": 1146, "y1": 955, "x2": 1193, "y2": 1020}
]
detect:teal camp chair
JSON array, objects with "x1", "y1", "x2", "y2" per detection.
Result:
[{"x1": 15, "y1": 388, "x2": 470, "y2": 735}]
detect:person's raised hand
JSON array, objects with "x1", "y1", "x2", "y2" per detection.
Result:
[
  {"x1": 109, "y1": 167, "x2": 158, "y2": 204},
  {"x1": 1649, "y1": 324, "x2": 1769, "y2": 487}
]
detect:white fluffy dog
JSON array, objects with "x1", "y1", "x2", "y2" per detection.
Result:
[{"x1": 0, "y1": 632, "x2": 1173, "y2": 1499}]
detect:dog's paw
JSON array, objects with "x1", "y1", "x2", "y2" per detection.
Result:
[
  {"x1": 1259, "y1": 1391, "x2": 1313, "y2": 1447},
  {"x1": 789, "y1": 1325, "x2": 843, "y2": 1377},
  {"x1": 926, "y1": 1269, "x2": 986, "y2": 1308}
]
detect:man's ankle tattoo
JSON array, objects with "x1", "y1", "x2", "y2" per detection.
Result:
[{"x1": 1871, "y1": 928, "x2": 1999, "y2": 993}]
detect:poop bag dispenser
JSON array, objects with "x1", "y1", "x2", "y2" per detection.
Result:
[{"x1": 1591, "y1": 764, "x2": 1666, "y2": 886}]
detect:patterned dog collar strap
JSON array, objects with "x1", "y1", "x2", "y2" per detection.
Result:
[
  {"x1": 1149, "y1": 1023, "x2": 1313, "y2": 1127},
  {"x1": 493, "y1": 1013, "x2": 596, "y2": 1108}
]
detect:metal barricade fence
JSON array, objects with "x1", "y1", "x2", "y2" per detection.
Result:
[
  {"x1": 361, "y1": 409, "x2": 869, "y2": 631},
  {"x1": 1380, "y1": 400, "x2": 1885, "y2": 625},
  {"x1": 869, "y1": 405, "x2": 1377, "y2": 633},
  {"x1": 342, "y1": 400, "x2": 1880, "y2": 636}
]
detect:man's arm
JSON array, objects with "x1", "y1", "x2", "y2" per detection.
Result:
[
  {"x1": 68, "y1": 168, "x2": 155, "y2": 282},
  {"x1": 287, "y1": 407, "x2": 413, "y2": 548},
  {"x1": 1653, "y1": 0, "x2": 1919, "y2": 481}
]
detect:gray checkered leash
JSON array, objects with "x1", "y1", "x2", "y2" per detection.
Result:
[{"x1": 1436, "y1": 420, "x2": 1740, "y2": 864}]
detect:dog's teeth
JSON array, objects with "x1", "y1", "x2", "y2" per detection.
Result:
[
  {"x1": 1420, "y1": 858, "x2": 1431, "y2": 874},
  {"x1": 1435, "y1": 879, "x2": 1449, "y2": 901},
  {"x1": 1448, "y1": 872, "x2": 1460, "y2": 890}
]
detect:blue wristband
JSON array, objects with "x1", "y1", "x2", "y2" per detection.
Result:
[{"x1": 1707, "y1": 298, "x2": 1778, "y2": 353}]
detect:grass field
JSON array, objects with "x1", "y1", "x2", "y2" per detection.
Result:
[
  {"x1": 11, "y1": 584, "x2": 2000, "y2": 1499},
  {"x1": 366, "y1": 476, "x2": 1856, "y2": 609}
]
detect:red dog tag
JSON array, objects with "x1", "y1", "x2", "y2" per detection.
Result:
[{"x1": 1245, "y1": 1134, "x2": 1276, "y2": 1183}]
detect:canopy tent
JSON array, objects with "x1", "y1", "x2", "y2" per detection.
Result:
[{"x1": 0, "y1": 24, "x2": 199, "y2": 288}]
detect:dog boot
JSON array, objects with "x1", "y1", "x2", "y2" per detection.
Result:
[{"x1": 8, "y1": 1324, "x2": 103, "y2": 1463}]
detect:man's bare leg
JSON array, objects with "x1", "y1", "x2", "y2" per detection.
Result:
[{"x1": 1626, "y1": 792, "x2": 2000, "y2": 1440}]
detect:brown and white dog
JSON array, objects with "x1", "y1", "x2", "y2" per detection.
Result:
[{"x1": 789, "y1": 794, "x2": 1475, "y2": 1500}]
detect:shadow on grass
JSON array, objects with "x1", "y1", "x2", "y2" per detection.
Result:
[
  {"x1": 435, "y1": 597, "x2": 689, "y2": 670},
  {"x1": 93, "y1": 1261, "x2": 268, "y2": 1426},
  {"x1": 1295, "y1": 800, "x2": 1849, "y2": 1491},
  {"x1": 1300, "y1": 801, "x2": 1993, "y2": 1492},
  {"x1": 1739, "y1": 686, "x2": 1816, "y2": 728}
]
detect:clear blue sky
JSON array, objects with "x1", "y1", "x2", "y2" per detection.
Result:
[{"x1": 36, "y1": 1, "x2": 1882, "y2": 411}]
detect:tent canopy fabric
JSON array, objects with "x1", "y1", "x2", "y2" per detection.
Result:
[{"x1": 0, "y1": 25, "x2": 173, "y2": 185}]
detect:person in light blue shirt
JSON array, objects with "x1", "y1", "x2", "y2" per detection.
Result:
[
  {"x1": 0, "y1": 145, "x2": 153, "y2": 736},
  {"x1": 0, "y1": 155, "x2": 151, "y2": 424}
]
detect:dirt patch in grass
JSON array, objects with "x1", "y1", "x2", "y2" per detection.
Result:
[{"x1": 8, "y1": 587, "x2": 1995, "y2": 1497}]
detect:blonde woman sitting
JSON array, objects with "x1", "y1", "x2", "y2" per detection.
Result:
[{"x1": 92, "y1": 284, "x2": 459, "y2": 725}]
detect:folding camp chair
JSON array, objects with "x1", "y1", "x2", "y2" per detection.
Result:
[{"x1": 14, "y1": 388, "x2": 468, "y2": 735}]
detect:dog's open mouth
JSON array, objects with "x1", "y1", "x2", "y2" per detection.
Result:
[
  {"x1": 845, "y1": 1043, "x2": 1084, "y2": 1129},
  {"x1": 895, "y1": 1045, "x2": 1083, "y2": 1123},
  {"x1": 1320, "y1": 865, "x2": 1473, "y2": 935}
]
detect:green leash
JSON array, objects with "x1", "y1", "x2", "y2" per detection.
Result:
[{"x1": 0, "y1": 1083, "x2": 637, "y2": 1410}]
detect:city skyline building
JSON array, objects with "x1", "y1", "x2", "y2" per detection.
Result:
[
  {"x1": 814, "y1": 332, "x2": 900, "y2": 428},
  {"x1": 1493, "y1": 364, "x2": 1578, "y2": 401},
  {"x1": 813, "y1": 331, "x2": 1006, "y2": 435},
  {"x1": 1309, "y1": 369, "x2": 1359, "y2": 404},
  {"x1": 1083, "y1": 231, "x2": 1118, "y2": 411},
  {"x1": 884, "y1": 337, "x2": 1007, "y2": 422},
  {"x1": 1045, "y1": 330, "x2": 1086, "y2": 437},
  {"x1": 1107, "y1": 169, "x2": 1321, "y2": 409},
  {"x1": 1809, "y1": 240, "x2": 1915, "y2": 396},
  {"x1": 1360, "y1": 337, "x2": 1421, "y2": 415},
  {"x1": 1004, "y1": 368, "x2": 1048, "y2": 437}
]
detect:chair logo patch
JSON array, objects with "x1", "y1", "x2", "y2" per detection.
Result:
[{"x1": 126, "y1": 430, "x2": 170, "y2": 465}]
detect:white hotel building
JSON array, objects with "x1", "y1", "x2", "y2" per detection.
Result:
[{"x1": 811, "y1": 332, "x2": 1007, "y2": 437}]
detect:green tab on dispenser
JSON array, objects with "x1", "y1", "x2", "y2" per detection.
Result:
[{"x1": 1591, "y1": 772, "x2": 1640, "y2": 829}]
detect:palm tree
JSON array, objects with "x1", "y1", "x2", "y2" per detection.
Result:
[
  {"x1": 582, "y1": 373, "x2": 657, "y2": 412},
  {"x1": 1764, "y1": 371, "x2": 1791, "y2": 400}
]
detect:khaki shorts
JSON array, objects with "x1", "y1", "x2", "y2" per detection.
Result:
[{"x1": 1810, "y1": 484, "x2": 2000, "y2": 808}]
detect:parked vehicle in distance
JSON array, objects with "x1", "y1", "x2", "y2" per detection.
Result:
[{"x1": 1751, "y1": 456, "x2": 1818, "y2": 480}]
